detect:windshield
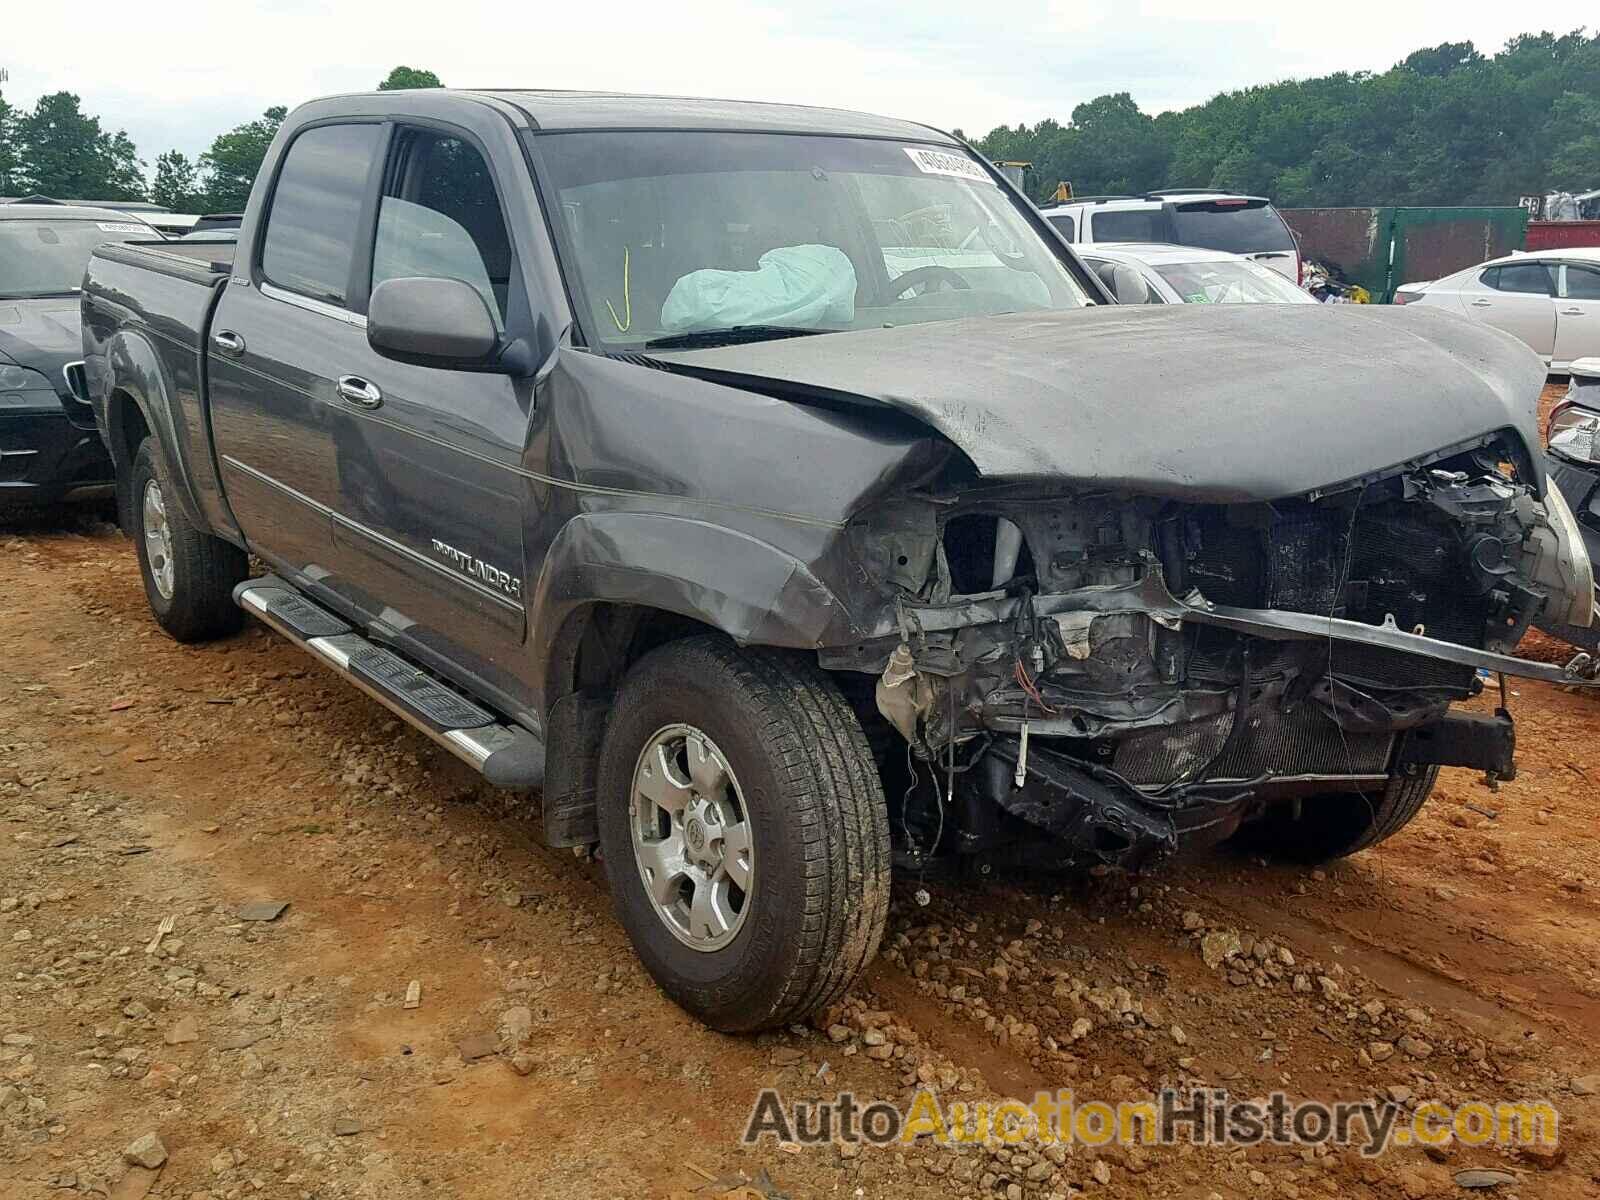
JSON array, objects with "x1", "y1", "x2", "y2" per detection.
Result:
[
  {"x1": 1170, "y1": 201, "x2": 1294, "y2": 253},
  {"x1": 0, "y1": 218, "x2": 152, "y2": 299},
  {"x1": 532, "y1": 131, "x2": 1090, "y2": 348},
  {"x1": 1154, "y1": 259, "x2": 1313, "y2": 304}
]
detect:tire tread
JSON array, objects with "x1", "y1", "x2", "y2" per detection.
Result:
[
  {"x1": 598, "y1": 635, "x2": 889, "y2": 1031},
  {"x1": 132, "y1": 439, "x2": 246, "y2": 643}
]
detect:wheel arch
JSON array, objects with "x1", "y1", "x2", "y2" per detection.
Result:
[
  {"x1": 97, "y1": 329, "x2": 211, "y2": 532},
  {"x1": 529, "y1": 511, "x2": 863, "y2": 716}
]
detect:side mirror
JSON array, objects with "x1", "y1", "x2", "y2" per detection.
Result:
[
  {"x1": 367, "y1": 276, "x2": 501, "y2": 369},
  {"x1": 1571, "y1": 357, "x2": 1600, "y2": 381},
  {"x1": 1108, "y1": 263, "x2": 1154, "y2": 305}
]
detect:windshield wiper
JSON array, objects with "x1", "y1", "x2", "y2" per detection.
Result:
[
  {"x1": 642, "y1": 325, "x2": 836, "y2": 350},
  {"x1": 0, "y1": 289, "x2": 79, "y2": 300}
]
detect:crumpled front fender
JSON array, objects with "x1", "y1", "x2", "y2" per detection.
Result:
[{"x1": 528, "y1": 511, "x2": 865, "y2": 696}]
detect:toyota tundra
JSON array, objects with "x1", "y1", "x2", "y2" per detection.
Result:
[{"x1": 81, "y1": 89, "x2": 1597, "y2": 1032}]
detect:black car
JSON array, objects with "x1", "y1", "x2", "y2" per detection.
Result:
[
  {"x1": 1544, "y1": 361, "x2": 1600, "y2": 648},
  {"x1": 0, "y1": 204, "x2": 154, "y2": 506}
]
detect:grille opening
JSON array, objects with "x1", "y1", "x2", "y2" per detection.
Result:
[{"x1": 944, "y1": 514, "x2": 1035, "y2": 593}]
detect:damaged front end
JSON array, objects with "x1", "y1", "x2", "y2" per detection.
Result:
[{"x1": 825, "y1": 433, "x2": 1598, "y2": 873}]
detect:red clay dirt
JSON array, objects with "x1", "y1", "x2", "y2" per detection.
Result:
[{"x1": 3, "y1": 463, "x2": 1600, "y2": 1198}]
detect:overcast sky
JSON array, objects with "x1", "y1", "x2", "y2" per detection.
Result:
[{"x1": 4, "y1": 1, "x2": 1594, "y2": 167}]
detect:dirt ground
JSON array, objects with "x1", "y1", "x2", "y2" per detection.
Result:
[{"x1": 4, "y1": 387, "x2": 1600, "y2": 1200}]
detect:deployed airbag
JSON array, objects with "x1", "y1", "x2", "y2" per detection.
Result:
[{"x1": 660, "y1": 244, "x2": 856, "y2": 332}]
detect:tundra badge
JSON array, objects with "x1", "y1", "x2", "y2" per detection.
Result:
[{"x1": 430, "y1": 539, "x2": 522, "y2": 600}]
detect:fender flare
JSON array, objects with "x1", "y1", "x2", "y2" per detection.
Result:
[
  {"x1": 100, "y1": 328, "x2": 211, "y2": 531},
  {"x1": 529, "y1": 511, "x2": 863, "y2": 706}
]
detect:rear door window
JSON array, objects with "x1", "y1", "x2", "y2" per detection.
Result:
[
  {"x1": 1486, "y1": 262, "x2": 1555, "y2": 295},
  {"x1": 260, "y1": 123, "x2": 384, "y2": 306},
  {"x1": 1562, "y1": 264, "x2": 1600, "y2": 300},
  {"x1": 1170, "y1": 201, "x2": 1294, "y2": 253},
  {"x1": 1090, "y1": 209, "x2": 1166, "y2": 242},
  {"x1": 1046, "y1": 213, "x2": 1075, "y2": 241}
]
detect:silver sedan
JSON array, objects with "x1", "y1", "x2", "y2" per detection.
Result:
[{"x1": 1076, "y1": 242, "x2": 1318, "y2": 306}]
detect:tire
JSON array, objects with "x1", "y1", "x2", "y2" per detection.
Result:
[
  {"x1": 1535, "y1": 616, "x2": 1600, "y2": 655},
  {"x1": 1237, "y1": 767, "x2": 1440, "y2": 863},
  {"x1": 130, "y1": 438, "x2": 247, "y2": 643},
  {"x1": 596, "y1": 635, "x2": 890, "y2": 1032}
]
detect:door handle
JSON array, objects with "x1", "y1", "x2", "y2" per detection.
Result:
[
  {"x1": 337, "y1": 375, "x2": 383, "y2": 409},
  {"x1": 1560, "y1": 307, "x2": 1585, "y2": 316},
  {"x1": 1469, "y1": 298, "x2": 1492, "y2": 307},
  {"x1": 212, "y1": 329, "x2": 245, "y2": 356}
]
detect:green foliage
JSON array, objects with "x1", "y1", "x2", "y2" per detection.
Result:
[
  {"x1": 378, "y1": 66, "x2": 443, "y2": 91},
  {"x1": 151, "y1": 150, "x2": 202, "y2": 211},
  {"x1": 975, "y1": 30, "x2": 1600, "y2": 206},
  {"x1": 0, "y1": 86, "x2": 16, "y2": 196},
  {"x1": 198, "y1": 106, "x2": 287, "y2": 212},
  {"x1": 11, "y1": 92, "x2": 146, "y2": 200}
]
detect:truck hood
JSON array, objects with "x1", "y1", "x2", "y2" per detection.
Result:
[
  {"x1": 653, "y1": 304, "x2": 1547, "y2": 502},
  {"x1": 0, "y1": 298, "x2": 81, "y2": 393}
]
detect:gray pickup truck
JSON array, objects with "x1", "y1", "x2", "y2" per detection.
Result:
[{"x1": 82, "y1": 89, "x2": 1596, "y2": 1032}]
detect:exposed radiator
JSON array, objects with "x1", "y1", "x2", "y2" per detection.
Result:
[
  {"x1": 1186, "y1": 501, "x2": 1483, "y2": 693},
  {"x1": 1112, "y1": 704, "x2": 1393, "y2": 785}
]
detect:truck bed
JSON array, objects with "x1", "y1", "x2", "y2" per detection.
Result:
[
  {"x1": 93, "y1": 238, "x2": 235, "y2": 284},
  {"x1": 81, "y1": 235, "x2": 241, "y2": 542}
]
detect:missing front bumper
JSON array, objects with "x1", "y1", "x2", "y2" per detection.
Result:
[
  {"x1": 980, "y1": 707, "x2": 1516, "y2": 868},
  {"x1": 873, "y1": 568, "x2": 1599, "y2": 688}
]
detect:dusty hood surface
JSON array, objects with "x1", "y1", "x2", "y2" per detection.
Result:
[
  {"x1": 655, "y1": 304, "x2": 1547, "y2": 502},
  {"x1": 0, "y1": 298, "x2": 81, "y2": 392}
]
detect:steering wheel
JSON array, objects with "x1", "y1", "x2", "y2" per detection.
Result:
[
  {"x1": 978, "y1": 219, "x2": 1033, "y2": 272},
  {"x1": 889, "y1": 265, "x2": 972, "y2": 301}
]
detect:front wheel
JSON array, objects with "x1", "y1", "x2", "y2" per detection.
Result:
[
  {"x1": 597, "y1": 636, "x2": 890, "y2": 1032},
  {"x1": 130, "y1": 438, "x2": 247, "y2": 643},
  {"x1": 1236, "y1": 767, "x2": 1440, "y2": 863}
]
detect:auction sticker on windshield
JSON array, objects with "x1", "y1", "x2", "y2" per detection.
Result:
[
  {"x1": 97, "y1": 223, "x2": 150, "y2": 234},
  {"x1": 904, "y1": 147, "x2": 995, "y2": 185}
]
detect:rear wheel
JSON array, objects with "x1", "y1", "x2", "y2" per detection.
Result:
[
  {"x1": 1237, "y1": 767, "x2": 1440, "y2": 863},
  {"x1": 596, "y1": 636, "x2": 890, "y2": 1032},
  {"x1": 130, "y1": 438, "x2": 247, "y2": 643}
]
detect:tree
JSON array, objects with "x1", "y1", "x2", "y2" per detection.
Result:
[
  {"x1": 0, "y1": 83, "x2": 16, "y2": 197},
  {"x1": 198, "y1": 106, "x2": 286, "y2": 212},
  {"x1": 378, "y1": 66, "x2": 442, "y2": 91},
  {"x1": 1401, "y1": 41, "x2": 1484, "y2": 78},
  {"x1": 12, "y1": 92, "x2": 145, "y2": 200},
  {"x1": 100, "y1": 130, "x2": 147, "y2": 200},
  {"x1": 1548, "y1": 92, "x2": 1600, "y2": 187},
  {"x1": 1060, "y1": 93, "x2": 1170, "y2": 196},
  {"x1": 972, "y1": 28, "x2": 1600, "y2": 207},
  {"x1": 151, "y1": 150, "x2": 202, "y2": 211}
]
